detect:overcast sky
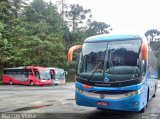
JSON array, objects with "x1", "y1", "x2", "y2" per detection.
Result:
[{"x1": 62, "y1": 0, "x2": 160, "y2": 34}]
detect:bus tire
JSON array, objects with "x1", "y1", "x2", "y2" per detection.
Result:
[
  {"x1": 140, "y1": 89, "x2": 149, "y2": 113},
  {"x1": 30, "y1": 81, "x2": 34, "y2": 86},
  {"x1": 9, "y1": 80, "x2": 13, "y2": 85},
  {"x1": 153, "y1": 85, "x2": 157, "y2": 98},
  {"x1": 140, "y1": 105, "x2": 147, "y2": 113},
  {"x1": 97, "y1": 108, "x2": 106, "y2": 111}
]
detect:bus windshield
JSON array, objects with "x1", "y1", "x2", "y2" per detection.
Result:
[
  {"x1": 39, "y1": 70, "x2": 51, "y2": 80},
  {"x1": 78, "y1": 39, "x2": 142, "y2": 82},
  {"x1": 55, "y1": 69, "x2": 65, "y2": 79}
]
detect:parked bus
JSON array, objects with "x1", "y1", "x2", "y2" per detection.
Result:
[
  {"x1": 68, "y1": 34, "x2": 158, "y2": 112},
  {"x1": 2, "y1": 66, "x2": 52, "y2": 86},
  {"x1": 48, "y1": 67, "x2": 67, "y2": 85}
]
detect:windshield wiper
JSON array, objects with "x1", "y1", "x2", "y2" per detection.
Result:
[
  {"x1": 108, "y1": 49, "x2": 118, "y2": 83},
  {"x1": 88, "y1": 61, "x2": 103, "y2": 81}
]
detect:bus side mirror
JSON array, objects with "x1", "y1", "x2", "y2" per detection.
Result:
[
  {"x1": 137, "y1": 59, "x2": 146, "y2": 75},
  {"x1": 65, "y1": 71, "x2": 68, "y2": 75},
  {"x1": 141, "y1": 43, "x2": 148, "y2": 60},
  {"x1": 68, "y1": 45, "x2": 82, "y2": 62},
  {"x1": 50, "y1": 70, "x2": 55, "y2": 79},
  {"x1": 50, "y1": 70, "x2": 55, "y2": 75},
  {"x1": 137, "y1": 58, "x2": 140, "y2": 68},
  {"x1": 140, "y1": 60, "x2": 147, "y2": 75}
]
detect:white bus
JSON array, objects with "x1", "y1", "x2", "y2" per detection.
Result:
[{"x1": 48, "y1": 67, "x2": 67, "y2": 85}]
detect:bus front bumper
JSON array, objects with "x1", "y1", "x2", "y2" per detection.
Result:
[
  {"x1": 36, "y1": 80, "x2": 52, "y2": 86},
  {"x1": 75, "y1": 89, "x2": 146, "y2": 112}
]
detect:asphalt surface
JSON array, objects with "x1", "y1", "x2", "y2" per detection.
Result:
[{"x1": 0, "y1": 82, "x2": 160, "y2": 119}]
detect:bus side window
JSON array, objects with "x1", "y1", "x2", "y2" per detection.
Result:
[
  {"x1": 24, "y1": 70, "x2": 28, "y2": 78},
  {"x1": 27, "y1": 70, "x2": 33, "y2": 76},
  {"x1": 7, "y1": 70, "x2": 13, "y2": 75},
  {"x1": 8, "y1": 70, "x2": 12, "y2": 75},
  {"x1": 4, "y1": 70, "x2": 7, "y2": 74},
  {"x1": 148, "y1": 48, "x2": 157, "y2": 77}
]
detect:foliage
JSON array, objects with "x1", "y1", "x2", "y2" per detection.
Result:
[
  {"x1": 0, "y1": 0, "x2": 112, "y2": 81},
  {"x1": 150, "y1": 41, "x2": 160, "y2": 79},
  {"x1": 65, "y1": 4, "x2": 92, "y2": 32},
  {"x1": 145, "y1": 29, "x2": 160, "y2": 41},
  {"x1": 86, "y1": 21, "x2": 111, "y2": 37},
  {"x1": 145, "y1": 29, "x2": 160, "y2": 79}
]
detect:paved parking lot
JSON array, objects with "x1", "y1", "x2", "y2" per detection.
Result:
[{"x1": 0, "y1": 82, "x2": 160, "y2": 119}]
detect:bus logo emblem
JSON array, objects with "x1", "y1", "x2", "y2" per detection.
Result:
[{"x1": 100, "y1": 94, "x2": 105, "y2": 99}]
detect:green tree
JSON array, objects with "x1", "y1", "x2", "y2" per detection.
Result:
[
  {"x1": 86, "y1": 21, "x2": 111, "y2": 37},
  {"x1": 65, "y1": 4, "x2": 92, "y2": 32},
  {"x1": 150, "y1": 41, "x2": 160, "y2": 79},
  {"x1": 145, "y1": 29, "x2": 160, "y2": 41},
  {"x1": 9, "y1": 0, "x2": 28, "y2": 18},
  {"x1": 0, "y1": 0, "x2": 113, "y2": 81},
  {"x1": 0, "y1": 21, "x2": 14, "y2": 68},
  {"x1": 0, "y1": 0, "x2": 13, "y2": 23},
  {"x1": 23, "y1": 0, "x2": 66, "y2": 67}
]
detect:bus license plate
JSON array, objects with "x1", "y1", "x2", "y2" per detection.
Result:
[{"x1": 97, "y1": 102, "x2": 107, "y2": 106}]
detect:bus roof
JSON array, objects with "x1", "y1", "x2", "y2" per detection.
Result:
[
  {"x1": 4, "y1": 66, "x2": 47, "y2": 70},
  {"x1": 47, "y1": 67, "x2": 64, "y2": 71},
  {"x1": 84, "y1": 34, "x2": 145, "y2": 43},
  {"x1": 26, "y1": 66, "x2": 47, "y2": 70},
  {"x1": 4, "y1": 67, "x2": 25, "y2": 70}
]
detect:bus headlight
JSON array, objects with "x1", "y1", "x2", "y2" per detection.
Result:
[
  {"x1": 76, "y1": 87, "x2": 143, "y2": 99},
  {"x1": 76, "y1": 88, "x2": 84, "y2": 93},
  {"x1": 125, "y1": 88, "x2": 142, "y2": 97}
]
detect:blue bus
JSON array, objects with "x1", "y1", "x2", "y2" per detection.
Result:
[{"x1": 68, "y1": 34, "x2": 158, "y2": 112}]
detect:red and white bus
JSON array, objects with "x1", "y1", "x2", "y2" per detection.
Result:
[{"x1": 2, "y1": 66, "x2": 52, "y2": 86}]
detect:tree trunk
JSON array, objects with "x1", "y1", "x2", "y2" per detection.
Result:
[{"x1": 72, "y1": 16, "x2": 75, "y2": 32}]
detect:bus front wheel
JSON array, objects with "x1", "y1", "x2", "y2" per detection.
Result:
[
  {"x1": 97, "y1": 108, "x2": 106, "y2": 111},
  {"x1": 153, "y1": 85, "x2": 157, "y2": 98},
  {"x1": 9, "y1": 80, "x2": 13, "y2": 85},
  {"x1": 30, "y1": 81, "x2": 34, "y2": 86},
  {"x1": 140, "y1": 89, "x2": 149, "y2": 113},
  {"x1": 140, "y1": 104, "x2": 147, "y2": 113}
]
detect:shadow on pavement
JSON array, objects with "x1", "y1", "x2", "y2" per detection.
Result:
[{"x1": 35, "y1": 110, "x2": 142, "y2": 119}]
